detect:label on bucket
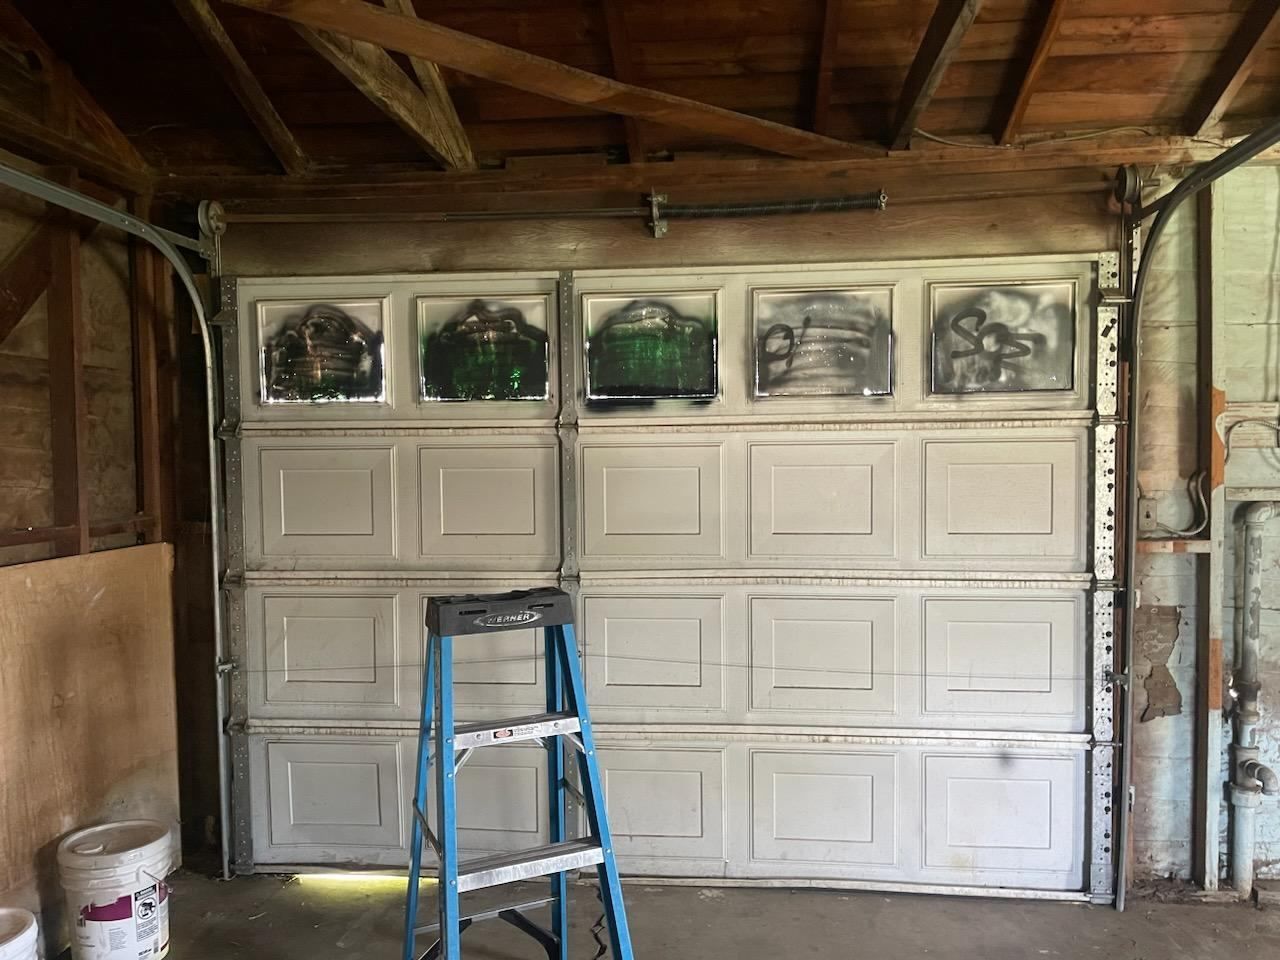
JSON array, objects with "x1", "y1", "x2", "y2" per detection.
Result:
[{"x1": 74, "y1": 884, "x2": 169, "y2": 960}]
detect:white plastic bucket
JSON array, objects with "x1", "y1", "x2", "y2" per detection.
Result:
[
  {"x1": 0, "y1": 909, "x2": 38, "y2": 960},
  {"x1": 57, "y1": 821, "x2": 173, "y2": 960}
]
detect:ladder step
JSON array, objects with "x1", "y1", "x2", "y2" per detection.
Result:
[
  {"x1": 452, "y1": 711, "x2": 580, "y2": 750},
  {"x1": 458, "y1": 839, "x2": 604, "y2": 892},
  {"x1": 413, "y1": 896, "x2": 554, "y2": 935}
]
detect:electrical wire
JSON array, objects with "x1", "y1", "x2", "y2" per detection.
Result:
[
  {"x1": 1150, "y1": 470, "x2": 1209, "y2": 538},
  {"x1": 234, "y1": 647, "x2": 1099, "y2": 686},
  {"x1": 1223, "y1": 417, "x2": 1280, "y2": 463},
  {"x1": 911, "y1": 126, "x2": 1228, "y2": 151}
]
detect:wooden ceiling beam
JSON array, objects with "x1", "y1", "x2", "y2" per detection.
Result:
[
  {"x1": 0, "y1": 0, "x2": 148, "y2": 175},
  {"x1": 0, "y1": 103, "x2": 150, "y2": 193},
  {"x1": 222, "y1": 0, "x2": 877, "y2": 160},
  {"x1": 1185, "y1": 0, "x2": 1280, "y2": 136},
  {"x1": 887, "y1": 0, "x2": 983, "y2": 151},
  {"x1": 811, "y1": 0, "x2": 841, "y2": 135},
  {"x1": 600, "y1": 0, "x2": 646, "y2": 162},
  {"x1": 379, "y1": 0, "x2": 474, "y2": 170},
  {"x1": 296, "y1": 25, "x2": 476, "y2": 169},
  {"x1": 163, "y1": 133, "x2": 1274, "y2": 204},
  {"x1": 171, "y1": 0, "x2": 309, "y2": 175},
  {"x1": 992, "y1": 0, "x2": 1067, "y2": 145}
]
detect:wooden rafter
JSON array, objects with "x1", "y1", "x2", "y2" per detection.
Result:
[
  {"x1": 223, "y1": 0, "x2": 875, "y2": 160},
  {"x1": 601, "y1": 0, "x2": 646, "y2": 162},
  {"x1": 1185, "y1": 0, "x2": 1280, "y2": 135},
  {"x1": 992, "y1": 0, "x2": 1067, "y2": 145},
  {"x1": 171, "y1": 0, "x2": 309, "y2": 175},
  {"x1": 887, "y1": 0, "x2": 983, "y2": 151},
  {"x1": 297, "y1": 25, "x2": 476, "y2": 169},
  {"x1": 811, "y1": 0, "x2": 841, "y2": 135},
  {"x1": 0, "y1": 0, "x2": 148, "y2": 174},
  {"x1": 380, "y1": 0, "x2": 474, "y2": 169}
]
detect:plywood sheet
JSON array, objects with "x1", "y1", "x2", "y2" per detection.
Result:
[{"x1": 0, "y1": 544, "x2": 178, "y2": 943}]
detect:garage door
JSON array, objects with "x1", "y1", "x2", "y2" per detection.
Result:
[{"x1": 223, "y1": 255, "x2": 1117, "y2": 900}]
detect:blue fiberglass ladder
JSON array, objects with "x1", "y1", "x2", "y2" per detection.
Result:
[{"x1": 403, "y1": 588, "x2": 635, "y2": 960}]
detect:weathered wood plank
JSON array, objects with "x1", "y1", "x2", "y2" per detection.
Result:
[
  {"x1": 379, "y1": 0, "x2": 475, "y2": 169},
  {"x1": 1184, "y1": 0, "x2": 1280, "y2": 134},
  {"x1": 172, "y1": 0, "x2": 310, "y2": 175},
  {"x1": 993, "y1": 0, "x2": 1068, "y2": 143},
  {"x1": 297, "y1": 24, "x2": 477, "y2": 168},
  {"x1": 888, "y1": 0, "x2": 984, "y2": 149},
  {"x1": 223, "y1": 0, "x2": 877, "y2": 160},
  {"x1": 0, "y1": 224, "x2": 51, "y2": 347}
]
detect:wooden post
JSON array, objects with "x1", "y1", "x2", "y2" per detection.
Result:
[
  {"x1": 130, "y1": 196, "x2": 164, "y2": 543},
  {"x1": 45, "y1": 167, "x2": 90, "y2": 555}
]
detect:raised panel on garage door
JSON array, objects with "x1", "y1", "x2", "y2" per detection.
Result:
[
  {"x1": 922, "y1": 435, "x2": 1084, "y2": 569},
  {"x1": 749, "y1": 750, "x2": 899, "y2": 873},
  {"x1": 254, "y1": 444, "x2": 396, "y2": 562},
  {"x1": 748, "y1": 440, "x2": 897, "y2": 560},
  {"x1": 254, "y1": 591, "x2": 400, "y2": 717},
  {"x1": 921, "y1": 751, "x2": 1083, "y2": 889},
  {"x1": 748, "y1": 596, "x2": 898, "y2": 719},
  {"x1": 416, "y1": 442, "x2": 559, "y2": 569},
  {"x1": 596, "y1": 745, "x2": 726, "y2": 870},
  {"x1": 583, "y1": 594, "x2": 726, "y2": 718},
  {"x1": 581, "y1": 442, "x2": 723, "y2": 563},
  {"x1": 426, "y1": 744, "x2": 547, "y2": 858},
  {"x1": 922, "y1": 594, "x2": 1084, "y2": 731},
  {"x1": 418, "y1": 593, "x2": 548, "y2": 717},
  {"x1": 261, "y1": 739, "x2": 404, "y2": 853}
]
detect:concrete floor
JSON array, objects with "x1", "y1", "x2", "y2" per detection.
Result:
[{"x1": 168, "y1": 870, "x2": 1280, "y2": 960}]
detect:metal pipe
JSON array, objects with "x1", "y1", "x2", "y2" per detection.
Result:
[
  {"x1": 0, "y1": 162, "x2": 233, "y2": 881},
  {"x1": 1118, "y1": 116, "x2": 1280, "y2": 909},
  {"x1": 1231, "y1": 501, "x2": 1280, "y2": 898}
]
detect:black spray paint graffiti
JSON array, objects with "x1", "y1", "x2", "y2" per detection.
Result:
[
  {"x1": 756, "y1": 291, "x2": 892, "y2": 396},
  {"x1": 931, "y1": 285, "x2": 1074, "y2": 394}
]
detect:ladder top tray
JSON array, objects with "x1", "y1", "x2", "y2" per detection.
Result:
[{"x1": 427, "y1": 587, "x2": 574, "y2": 637}]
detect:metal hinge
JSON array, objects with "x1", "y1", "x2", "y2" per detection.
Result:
[{"x1": 1106, "y1": 670, "x2": 1131, "y2": 689}]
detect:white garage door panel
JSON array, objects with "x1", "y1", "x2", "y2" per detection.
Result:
[
  {"x1": 416, "y1": 442, "x2": 559, "y2": 568},
  {"x1": 748, "y1": 440, "x2": 898, "y2": 560},
  {"x1": 259, "y1": 739, "x2": 405, "y2": 858},
  {"x1": 581, "y1": 442, "x2": 724, "y2": 563},
  {"x1": 748, "y1": 596, "x2": 898, "y2": 719},
  {"x1": 922, "y1": 435, "x2": 1085, "y2": 570},
  {"x1": 258, "y1": 592, "x2": 399, "y2": 714},
  {"x1": 584, "y1": 594, "x2": 726, "y2": 719},
  {"x1": 597, "y1": 746, "x2": 726, "y2": 872},
  {"x1": 253, "y1": 445, "x2": 397, "y2": 562},
  {"x1": 920, "y1": 752, "x2": 1083, "y2": 888},
  {"x1": 425, "y1": 745, "x2": 548, "y2": 858},
  {"x1": 750, "y1": 751, "x2": 899, "y2": 871},
  {"x1": 922, "y1": 595, "x2": 1085, "y2": 732}
]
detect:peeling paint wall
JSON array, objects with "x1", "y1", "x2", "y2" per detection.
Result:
[
  {"x1": 1212, "y1": 165, "x2": 1280, "y2": 881},
  {"x1": 1132, "y1": 186, "x2": 1201, "y2": 879}
]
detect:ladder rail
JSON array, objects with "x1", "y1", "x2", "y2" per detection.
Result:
[
  {"x1": 546, "y1": 628, "x2": 569, "y2": 960},
  {"x1": 402, "y1": 632, "x2": 437, "y2": 960},
  {"x1": 435, "y1": 634, "x2": 462, "y2": 960}
]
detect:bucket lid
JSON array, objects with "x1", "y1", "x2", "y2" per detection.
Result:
[
  {"x1": 57, "y1": 820, "x2": 171, "y2": 872},
  {"x1": 0, "y1": 909, "x2": 37, "y2": 957}
]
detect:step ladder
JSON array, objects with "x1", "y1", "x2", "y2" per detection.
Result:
[{"x1": 403, "y1": 588, "x2": 635, "y2": 960}]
